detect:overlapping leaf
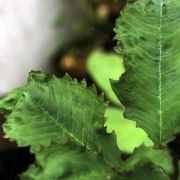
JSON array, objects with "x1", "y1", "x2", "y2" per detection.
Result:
[
  {"x1": 86, "y1": 50, "x2": 153, "y2": 153},
  {"x1": 21, "y1": 143, "x2": 172, "y2": 180},
  {"x1": 120, "y1": 146, "x2": 173, "y2": 174},
  {"x1": 21, "y1": 143, "x2": 114, "y2": 180},
  {"x1": 1, "y1": 72, "x2": 103, "y2": 150},
  {"x1": 105, "y1": 107, "x2": 153, "y2": 153},
  {"x1": 0, "y1": 71, "x2": 121, "y2": 170},
  {"x1": 119, "y1": 146, "x2": 173, "y2": 180},
  {"x1": 87, "y1": 49, "x2": 124, "y2": 105},
  {"x1": 0, "y1": 71, "x2": 175, "y2": 179},
  {"x1": 112, "y1": 0, "x2": 180, "y2": 145},
  {"x1": 120, "y1": 166, "x2": 170, "y2": 180}
]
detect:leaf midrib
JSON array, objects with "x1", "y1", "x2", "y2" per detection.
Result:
[
  {"x1": 31, "y1": 94, "x2": 87, "y2": 148},
  {"x1": 158, "y1": 1, "x2": 164, "y2": 144}
]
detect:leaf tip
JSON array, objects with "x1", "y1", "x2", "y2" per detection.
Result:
[
  {"x1": 63, "y1": 73, "x2": 72, "y2": 81},
  {"x1": 80, "y1": 78, "x2": 87, "y2": 87},
  {"x1": 88, "y1": 84, "x2": 98, "y2": 95}
]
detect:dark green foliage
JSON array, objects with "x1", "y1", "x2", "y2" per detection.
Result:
[{"x1": 112, "y1": 0, "x2": 180, "y2": 146}]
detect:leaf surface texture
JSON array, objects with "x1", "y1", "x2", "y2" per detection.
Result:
[{"x1": 112, "y1": 0, "x2": 180, "y2": 145}]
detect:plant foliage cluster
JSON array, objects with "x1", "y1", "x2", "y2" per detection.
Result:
[{"x1": 0, "y1": 0, "x2": 179, "y2": 179}]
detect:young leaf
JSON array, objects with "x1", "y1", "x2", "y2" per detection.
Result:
[
  {"x1": 87, "y1": 49, "x2": 124, "y2": 105},
  {"x1": 105, "y1": 107, "x2": 153, "y2": 153},
  {"x1": 0, "y1": 71, "x2": 121, "y2": 168},
  {"x1": 112, "y1": 0, "x2": 180, "y2": 145}
]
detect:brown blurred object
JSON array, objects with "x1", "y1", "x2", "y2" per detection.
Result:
[
  {"x1": 106, "y1": 0, "x2": 123, "y2": 14},
  {"x1": 96, "y1": 0, "x2": 124, "y2": 21},
  {"x1": 96, "y1": 3, "x2": 110, "y2": 20},
  {"x1": 59, "y1": 55, "x2": 77, "y2": 71},
  {"x1": 59, "y1": 54, "x2": 87, "y2": 77}
]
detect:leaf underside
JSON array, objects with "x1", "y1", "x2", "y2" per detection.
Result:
[
  {"x1": 112, "y1": 0, "x2": 180, "y2": 145},
  {"x1": 105, "y1": 107, "x2": 153, "y2": 153},
  {"x1": 87, "y1": 49, "x2": 124, "y2": 105}
]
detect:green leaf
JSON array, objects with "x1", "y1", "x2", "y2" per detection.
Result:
[
  {"x1": 105, "y1": 107, "x2": 153, "y2": 153},
  {"x1": 115, "y1": 146, "x2": 173, "y2": 180},
  {"x1": 21, "y1": 143, "x2": 114, "y2": 180},
  {"x1": 112, "y1": 0, "x2": 180, "y2": 145},
  {"x1": 2, "y1": 72, "x2": 104, "y2": 150},
  {"x1": 120, "y1": 146, "x2": 173, "y2": 175},
  {"x1": 0, "y1": 88, "x2": 24, "y2": 117},
  {"x1": 21, "y1": 145, "x2": 172, "y2": 180},
  {"x1": 87, "y1": 49, "x2": 124, "y2": 105},
  {"x1": 120, "y1": 166, "x2": 170, "y2": 180},
  {"x1": 0, "y1": 71, "x2": 121, "y2": 168}
]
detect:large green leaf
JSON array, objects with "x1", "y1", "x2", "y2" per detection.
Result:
[
  {"x1": 105, "y1": 107, "x2": 153, "y2": 153},
  {"x1": 0, "y1": 71, "x2": 121, "y2": 169},
  {"x1": 87, "y1": 49, "x2": 124, "y2": 105},
  {"x1": 112, "y1": 0, "x2": 180, "y2": 145}
]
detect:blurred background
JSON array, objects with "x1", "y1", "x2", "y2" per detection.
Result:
[
  {"x1": 0, "y1": 0, "x2": 126, "y2": 97},
  {"x1": 0, "y1": 0, "x2": 127, "y2": 179}
]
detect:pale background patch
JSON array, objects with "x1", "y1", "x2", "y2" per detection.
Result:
[{"x1": 0, "y1": 0, "x2": 61, "y2": 95}]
